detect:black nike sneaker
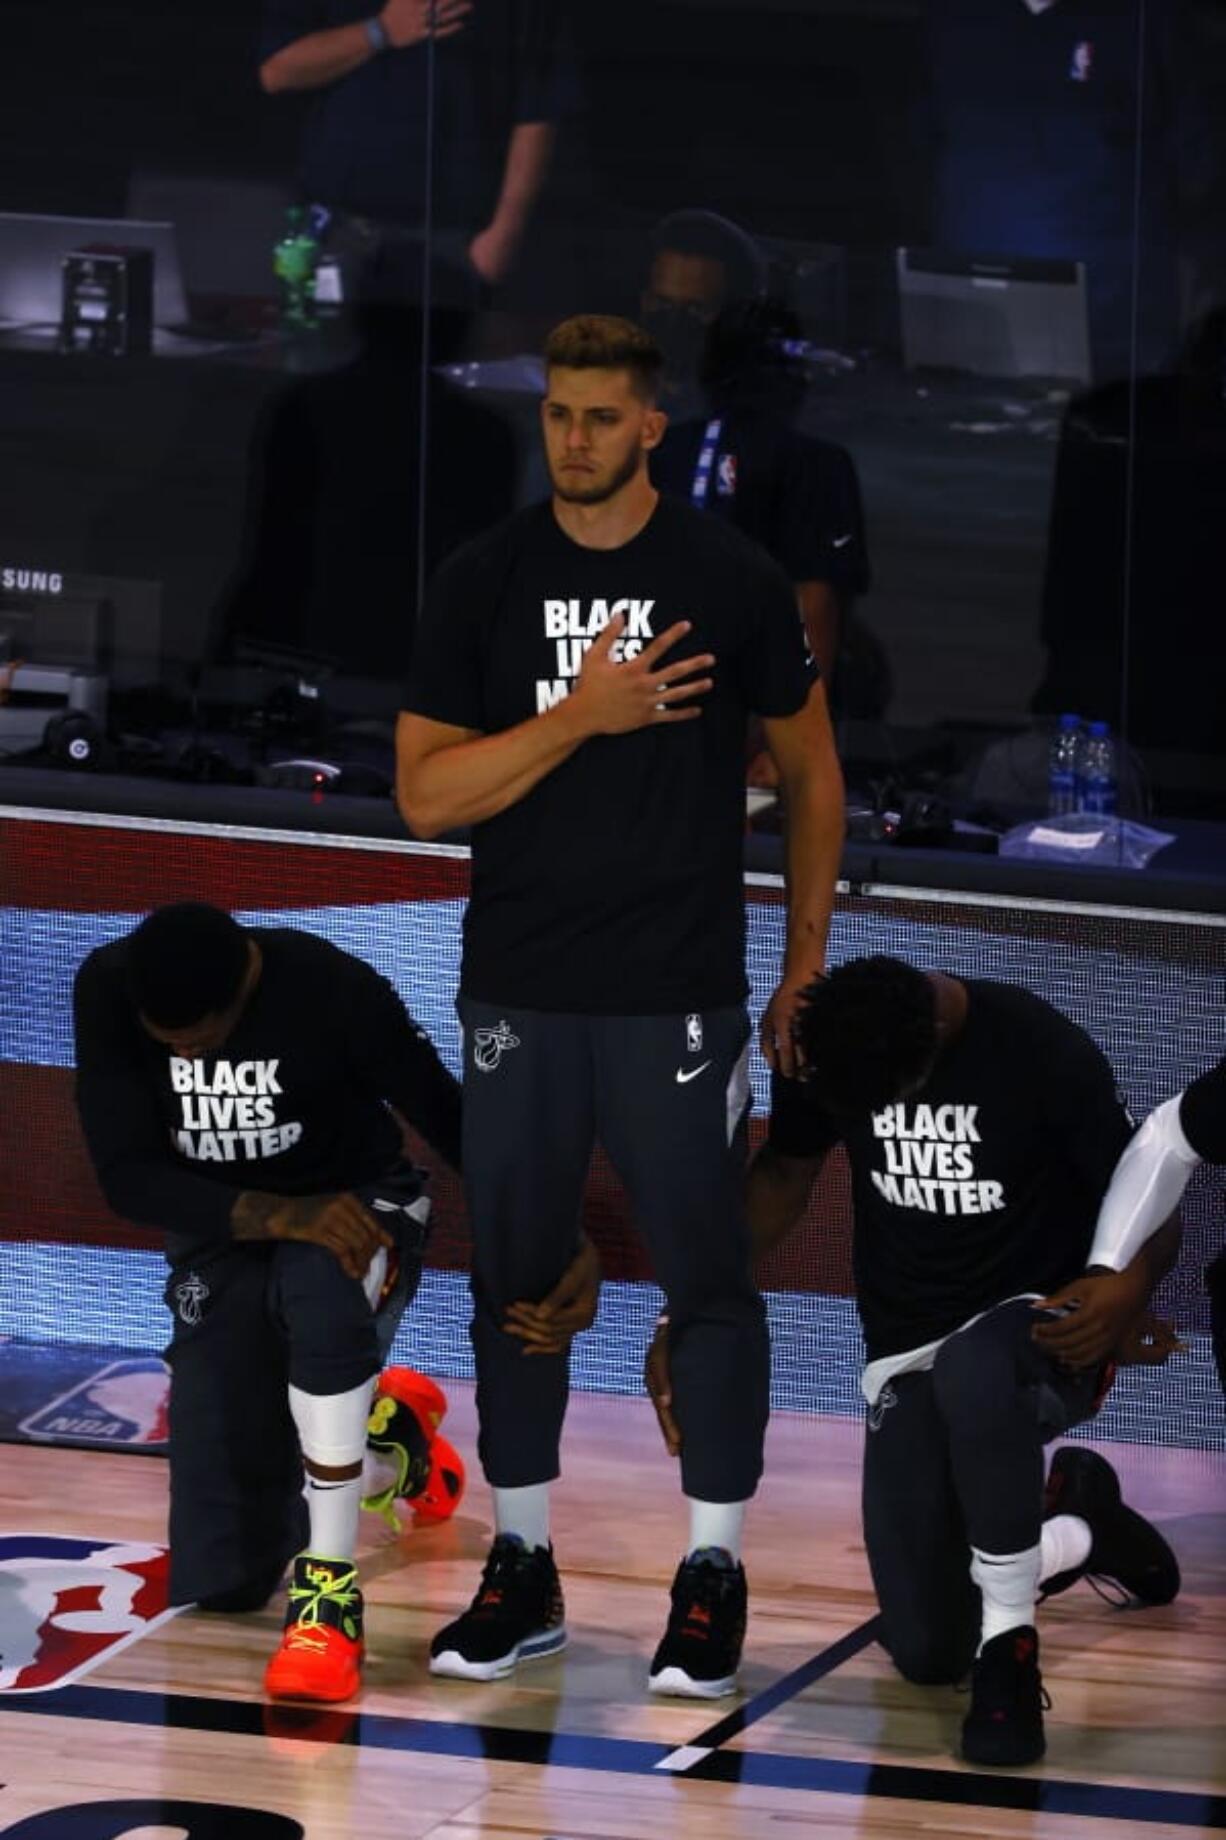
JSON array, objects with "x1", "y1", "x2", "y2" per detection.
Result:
[
  {"x1": 961, "y1": 1624, "x2": 1047, "y2": 1767},
  {"x1": 429, "y1": 1535, "x2": 566, "y2": 1681},
  {"x1": 648, "y1": 1547, "x2": 747, "y2": 1699},
  {"x1": 1042, "y1": 1446, "x2": 1181, "y2": 1605}
]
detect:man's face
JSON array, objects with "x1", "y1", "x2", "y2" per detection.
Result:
[
  {"x1": 541, "y1": 367, "x2": 665, "y2": 505},
  {"x1": 641, "y1": 249, "x2": 729, "y2": 388},
  {"x1": 642, "y1": 248, "x2": 727, "y2": 322}
]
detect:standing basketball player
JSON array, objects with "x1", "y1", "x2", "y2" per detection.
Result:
[
  {"x1": 73, "y1": 902, "x2": 462, "y2": 1702},
  {"x1": 397, "y1": 314, "x2": 843, "y2": 1695},
  {"x1": 1088, "y1": 1053, "x2": 1226, "y2": 1391},
  {"x1": 645, "y1": 957, "x2": 1182, "y2": 1761}
]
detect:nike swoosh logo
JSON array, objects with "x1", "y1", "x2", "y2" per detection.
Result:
[
  {"x1": 675, "y1": 1062, "x2": 712, "y2": 1084},
  {"x1": 832, "y1": 532, "x2": 854, "y2": 548}
]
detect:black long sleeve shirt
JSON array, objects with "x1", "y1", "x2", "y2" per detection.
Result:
[{"x1": 74, "y1": 927, "x2": 461, "y2": 1253}]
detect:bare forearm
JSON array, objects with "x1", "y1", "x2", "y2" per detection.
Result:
[
  {"x1": 746, "y1": 1145, "x2": 823, "y2": 1264},
  {"x1": 781, "y1": 764, "x2": 844, "y2": 981},
  {"x1": 396, "y1": 701, "x2": 587, "y2": 838},
  {"x1": 260, "y1": 22, "x2": 375, "y2": 93},
  {"x1": 488, "y1": 121, "x2": 555, "y2": 234}
]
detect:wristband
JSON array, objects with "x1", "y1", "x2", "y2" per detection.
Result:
[{"x1": 364, "y1": 14, "x2": 390, "y2": 52}]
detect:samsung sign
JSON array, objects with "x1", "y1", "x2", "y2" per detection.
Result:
[{"x1": 2, "y1": 567, "x2": 65, "y2": 594}]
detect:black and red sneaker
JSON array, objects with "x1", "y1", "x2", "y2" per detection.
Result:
[
  {"x1": 1042, "y1": 1446, "x2": 1181, "y2": 1605},
  {"x1": 429, "y1": 1535, "x2": 566, "y2": 1681},
  {"x1": 648, "y1": 1547, "x2": 747, "y2": 1699},
  {"x1": 961, "y1": 1624, "x2": 1046, "y2": 1767}
]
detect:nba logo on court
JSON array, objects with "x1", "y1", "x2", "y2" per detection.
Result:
[
  {"x1": 18, "y1": 1356, "x2": 170, "y2": 1448},
  {"x1": 0, "y1": 1534, "x2": 179, "y2": 1692}
]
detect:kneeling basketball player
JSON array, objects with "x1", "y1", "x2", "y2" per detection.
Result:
[
  {"x1": 643, "y1": 957, "x2": 1182, "y2": 1764},
  {"x1": 73, "y1": 902, "x2": 462, "y2": 1702}
]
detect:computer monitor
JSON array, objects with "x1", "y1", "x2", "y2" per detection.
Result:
[
  {"x1": 0, "y1": 212, "x2": 189, "y2": 330},
  {"x1": 897, "y1": 248, "x2": 1092, "y2": 386}
]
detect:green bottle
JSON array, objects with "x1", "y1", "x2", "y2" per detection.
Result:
[{"x1": 273, "y1": 206, "x2": 320, "y2": 330}]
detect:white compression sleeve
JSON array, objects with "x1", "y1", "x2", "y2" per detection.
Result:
[{"x1": 1087, "y1": 1095, "x2": 1201, "y2": 1272}]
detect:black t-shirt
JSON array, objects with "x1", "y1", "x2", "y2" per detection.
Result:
[
  {"x1": 402, "y1": 497, "x2": 816, "y2": 1011},
  {"x1": 260, "y1": 0, "x2": 575, "y2": 229},
  {"x1": 768, "y1": 980, "x2": 1133, "y2": 1360},
  {"x1": 928, "y1": 0, "x2": 1172, "y2": 256},
  {"x1": 74, "y1": 928, "x2": 462, "y2": 1254},
  {"x1": 652, "y1": 412, "x2": 870, "y2": 600},
  {"x1": 1182, "y1": 1054, "x2": 1226, "y2": 1164}
]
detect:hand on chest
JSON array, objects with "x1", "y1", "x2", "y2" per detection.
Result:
[{"x1": 510, "y1": 593, "x2": 714, "y2": 719}]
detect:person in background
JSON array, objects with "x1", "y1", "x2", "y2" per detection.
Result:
[
  {"x1": 259, "y1": 0, "x2": 575, "y2": 302},
  {"x1": 643, "y1": 211, "x2": 871, "y2": 742}
]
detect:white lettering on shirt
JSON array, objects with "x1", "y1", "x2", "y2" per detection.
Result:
[
  {"x1": 168, "y1": 1059, "x2": 298, "y2": 1164},
  {"x1": 868, "y1": 1102, "x2": 1001, "y2": 1216}
]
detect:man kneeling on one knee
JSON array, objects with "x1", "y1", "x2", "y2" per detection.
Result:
[
  {"x1": 640, "y1": 957, "x2": 1182, "y2": 1766},
  {"x1": 74, "y1": 902, "x2": 462, "y2": 1704}
]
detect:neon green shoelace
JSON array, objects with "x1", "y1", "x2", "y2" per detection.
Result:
[{"x1": 286, "y1": 1563, "x2": 361, "y2": 1642}]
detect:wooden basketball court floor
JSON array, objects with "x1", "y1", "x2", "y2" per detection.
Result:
[{"x1": 1, "y1": 1384, "x2": 1223, "y2": 1839}]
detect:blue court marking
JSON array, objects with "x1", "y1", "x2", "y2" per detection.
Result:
[
  {"x1": 659, "y1": 1615, "x2": 881, "y2": 1766},
  {"x1": 4, "y1": 1675, "x2": 1224, "y2": 1828},
  {"x1": 688, "y1": 1748, "x2": 1226, "y2": 1829}
]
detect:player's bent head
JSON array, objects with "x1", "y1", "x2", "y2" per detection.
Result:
[
  {"x1": 797, "y1": 956, "x2": 939, "y2": 1117},
  {"x1": 544, "y1": 315, "x2": 664, "y2": 406},
  {"x1": 127, "y1": 902, "x2": 253, "y2": 1049}
]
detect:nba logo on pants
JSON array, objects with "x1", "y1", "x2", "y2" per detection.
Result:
[
  {"x1": 18, "y1": 1356, "x2": 170, "y2": 1448},
  {"x1": 0, "y1": 1535, "x2": 180, "y2": 1692}
]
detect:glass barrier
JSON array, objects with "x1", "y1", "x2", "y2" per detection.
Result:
[{"x1": 0, "y1": 2, "x2": 1222, "y2": 893}]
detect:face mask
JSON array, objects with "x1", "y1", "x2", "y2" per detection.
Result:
[{"x1": 642, "y1": 304, "x2": 712, "y2": 383}]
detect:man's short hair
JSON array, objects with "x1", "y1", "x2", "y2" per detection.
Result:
[
  {"x1": 126, "y1": 902, "x2": 250, "y2": 1029},
  {"x1": 795, "y1": 956, "x2": 939, "y2": 1117},
  {"x1": 544, "y1": 315, "x2": 664, "y2": 402}
]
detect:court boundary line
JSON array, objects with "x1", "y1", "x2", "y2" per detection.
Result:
[
  {"x1": 3, "y1": 1674, "x2": 1224, "y2": 1829},
  {"x1": 654, "y1": 1615, "x2": 881, "y2": 1772}
]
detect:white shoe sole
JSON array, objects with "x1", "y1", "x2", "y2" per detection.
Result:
[
  {"x1": 429, "y1": 1625, "x2": 568, "y2": 1682},
  {"x1": 649, "y1": 1664, "x2": 738, "y2": 1699}
]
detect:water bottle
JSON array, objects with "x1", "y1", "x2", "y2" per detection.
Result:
[
  {"x1": 273, "y1": 206, "x2": 320, "y2": 331},
  {"x1": 1078, "y1": 720, "x2": 1118, "y2": 817},
  {"x1": 1047, "y1": 713, "x2": 1081, "y2": 816}
]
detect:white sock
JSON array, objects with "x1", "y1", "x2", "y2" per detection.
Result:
[
  {"x1": 288, "y1": 1377, "x2": 376, "y2": 1563},
  {"x1": 687, "y1": 1498, "x2": 748, "y2": 1562},
  {"x1": 971, "y1": 1543, "x2": 1043, "y2": 1650},
  {"x1": 494, "y1": 1483, "x2": 551, "y2": 1552},
  {"x1": 1041, "y1": 1513, "x2": 1093, "y2": 1582}
]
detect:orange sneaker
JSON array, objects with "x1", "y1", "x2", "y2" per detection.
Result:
[
  {"x1": 264, "y1": 1555, "x2": 364, "y2": 1703},
  {"x1": 364, "y1": 1369, "x2": 464, "y2": 1529},
  {"x1": 412, "y1": 1433, "x2": 466, "y2": 1524}
]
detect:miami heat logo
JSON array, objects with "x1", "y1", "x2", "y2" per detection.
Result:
[
  {"x1": 174, "y1": 1272, "x2": 210, "y2": 1327},
  {"x1": 473, "y1": 1019, "x2": 520, "y2": 1074},
  {"x1": 868, "y1": 1382, "x2": 899, "y2": 1433}
]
